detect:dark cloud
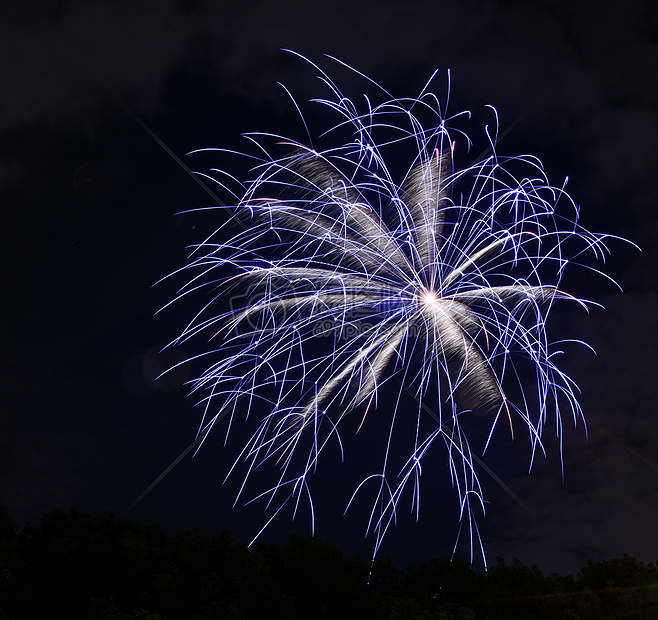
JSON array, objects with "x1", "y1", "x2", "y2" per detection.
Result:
[
  {"x1": 1, "y1": 0, "x2": 194, "y2": 129},
  {"x1": 2, "y1": 0, "x2": 657, "y2": 226},
  {"x1": 2, "y1": 1, "x2": 655, "y2": 122},
  {"x1": 2, "y1": 0, "x2": 657, "y2": 574}
]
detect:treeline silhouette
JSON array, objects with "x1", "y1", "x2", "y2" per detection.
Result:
[{"x1": 0, "y1": 507, "x2": 657, "y2": 619}]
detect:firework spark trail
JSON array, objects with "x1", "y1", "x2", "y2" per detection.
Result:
[{"x1": 168, "y1": 53, "x2": 620, "y2": 563}]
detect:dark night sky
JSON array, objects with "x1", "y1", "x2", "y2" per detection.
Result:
[{"x1": 2, "y1": 0, "x2": 658, "y2": 575}]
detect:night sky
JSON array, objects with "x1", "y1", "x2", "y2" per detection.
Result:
[{"x1": 2, "y1": 0, "x2": 657, "y2": 576}]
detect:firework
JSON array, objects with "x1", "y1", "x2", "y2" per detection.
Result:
[{"x1": 170, "y1": 54, "x2": 613, "y2": 562}]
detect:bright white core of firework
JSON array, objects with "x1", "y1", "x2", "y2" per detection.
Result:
[{"x1": 420, "y1": 289, "x2": 440, "y2": 311}]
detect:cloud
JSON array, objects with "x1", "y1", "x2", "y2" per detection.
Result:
[
  {"x1": 0, "y1": 0, "x2": 195, "y2": 131},
  {"x1": 1, "y1": 1, "x2": 654, "y2": 125},
  {"x1": 2, "y1": 0, "x2": 656, "y2": 220}
]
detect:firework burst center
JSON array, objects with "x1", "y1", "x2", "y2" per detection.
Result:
[{"x1": 420, "y1": 289, "x2": 440, "y2": 311}]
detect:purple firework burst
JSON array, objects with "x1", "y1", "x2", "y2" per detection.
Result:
[{"x1": 168, "y1": 54, "x2": 617, "y2": 563}]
